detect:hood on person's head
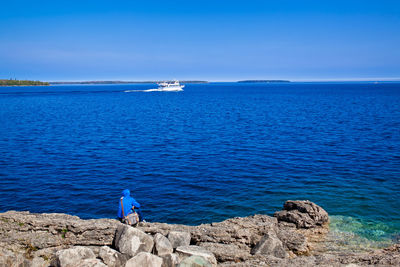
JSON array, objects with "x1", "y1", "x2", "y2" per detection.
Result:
[{"x1": 122, "y1": 189, "x2": 130, "y2": 197}]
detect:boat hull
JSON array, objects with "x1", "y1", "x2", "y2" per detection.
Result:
[{"x1": 157, "y1": 86, "x2": 184, "y2": 91}]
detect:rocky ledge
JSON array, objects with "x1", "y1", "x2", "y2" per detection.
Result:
[{"x1": 0, "y1": 200, "x2": 399, "y2": 267}]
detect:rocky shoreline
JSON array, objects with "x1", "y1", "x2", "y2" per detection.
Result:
[{"x1": 0, "y1": 200, "x2": 399, "y2": 267}]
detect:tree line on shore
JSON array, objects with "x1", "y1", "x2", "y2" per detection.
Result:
[{"x1": 0, "y1": 79, "x2": 49, "y2": 86}]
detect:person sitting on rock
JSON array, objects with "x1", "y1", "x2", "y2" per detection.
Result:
[{"x1": 118, "y1": 189, "x2": 144, "y2": 222}]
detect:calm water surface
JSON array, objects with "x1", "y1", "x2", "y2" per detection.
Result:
[{"x1": 0, "y1": 82, "x2": 399, "y2": 243}]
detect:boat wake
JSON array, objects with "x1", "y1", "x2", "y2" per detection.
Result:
[
  {"x1": 124, "y1": 88, "x2": 182, "y2": 93},
  {"x1": 124, "y1": 81, "x2": 184, "y2": 93},
  {"x1": 124, "y1": 89, "x2": 160, "y2": 93}
]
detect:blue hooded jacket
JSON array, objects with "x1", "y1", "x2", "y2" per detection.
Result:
[{"x1": 118, "y1": 189, "x2": 141, "y2": 218}]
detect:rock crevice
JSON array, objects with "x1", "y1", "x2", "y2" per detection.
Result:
[{"x1": 0, "y1": 200, "x2": 398, "y2": 267}]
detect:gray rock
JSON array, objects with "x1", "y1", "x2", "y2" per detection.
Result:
[
  {"x1": 198, "y1": 242, "x2": 251, "y2": 262},
  {"x1": 277, "y1": 229, "x2": 308, "y2": 255},
  {"x1": 338, "y1": 243, "x2": 400, "y2": 266},
  {"x1": 0, "y1": 248, "x2": 30, "y2": 267},
  {"x1": 125, "y1": 252, "x2": 163, "y2": 267},
  {"x1": 250, "y1": 232, "x2": 288, "y2": 259},
  {"x1": 99, "y1": 246, "x2": 129, "y2": 267},
  {"x1": 274, "y1": 200, "x2": 329, "y2": 228},
  {"x1": 0, "y1": 211, "x2": 119, "y2": 249},
  {"x1": 114, "y1": 224, "x2": 154, "y2": 257},
  {"x1": 154, "y1": 233, "x2": 174, "y2": 256},
  {"x1": 161, "y1": 253, "x2": 180, "y2": 267},
  {"x1": 55, "y1": 246, "x2": 96, "y2": 267},
  {"x1": 178, "y1": 255, "x2": 213, "y2": 267},
  {"x1": 176, "y1": 245, "x2": 217, "y2": 266},
  {"x1": 1, "y1": 201, "x2": 400, "y2": 267},
  {"x1": 76, "y1": 258, "x2": 107, "y2": 267},
  {"x1": 31, "y1": 257, "x2": 48, "y2": 267},
  {"x1": 191, "y1": 215, "x2": 278, "y2": 247},
  {"x1": 168, "y1": 231, "x2": 191, "y2": 248},
  {"x1": 33, "y1": 246, "x2": 66, "y2": 266},
  {"x1": 138, "y1": 222, "x2": 191, "y2": 237}
]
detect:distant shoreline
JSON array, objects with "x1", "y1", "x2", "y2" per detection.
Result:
[
  {"x1": 51, "y1": 80, "x2": 292, "y2": 85},
  {"x1": 50, "y1": 80, "x2": 209, "y2": 85},
  {"x1": 237, "y1": 80, "x2": 291, "y2": 83},
  {"x1": 2, "y1": 79, "x2": 399, "y2": 87}
]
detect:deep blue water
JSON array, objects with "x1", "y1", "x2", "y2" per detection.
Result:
[{"x1": 0, "y1": 82, "x2": 399, "y2": 242}]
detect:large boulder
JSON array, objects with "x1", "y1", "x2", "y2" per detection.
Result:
[
  {"x1": 178, "y1": 255, "x2": 213, "y2": 267},
  {"x1": 55, "y1": 246, "x2": 96, "y2": 267},
  {"x1": 114, "y1": 224, "x2": 154, "y2": 257},
  {"x1": 250, "y1": 232, "x2": 288, "y2": 259},
  {"x1": 99, "y1": 246, "x2": 129, "y2": 267},
  {"x1": 168, "y1": 231, "x2": 191, "y2": 248},
  {"x1": 125, "y1": 252, "x2": 163, "y2": 267},
  {"x1": 176, "y1": 245, "x2": 217, "y2": 266},
  {"x1": 161, "y1": 253, "x2": 180, "y2": 267},
  {"x1": 274, "y1": 200, "x2": 329, "y2": 228},
  {"x1": 154, "y1": 233, "x2": 174, "y2": 256}
]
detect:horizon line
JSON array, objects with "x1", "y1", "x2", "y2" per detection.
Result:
[{"x1": 45, "y1": 77, "x2": 400, "y2": 83}]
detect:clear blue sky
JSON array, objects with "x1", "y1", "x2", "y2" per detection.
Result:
[{"x1": 1, "y1": 0, "x2": 399, "y2": 81}]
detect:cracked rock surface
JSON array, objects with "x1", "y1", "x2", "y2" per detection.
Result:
[{"x1": 0, "y1": 200, "x2": 399, "y2": 266}]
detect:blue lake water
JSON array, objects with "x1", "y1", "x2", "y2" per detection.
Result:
[{"x1": 0, "y1": 82, "x2": 399, "y2": 243}]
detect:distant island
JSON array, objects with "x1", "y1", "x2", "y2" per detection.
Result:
[
  {"x1": 50, "y1": 80, "x2": 208, "y2": 85},
  {"x1": 0, "y1": 79, "x2": 50, "y2": 86},
  {"x1": 237, "y1": 80, "x2": 290, "y2": 83}
]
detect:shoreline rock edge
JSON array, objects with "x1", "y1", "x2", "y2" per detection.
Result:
[{"x1": 0, "y1": 200, "x2": 398, "y2": 266}]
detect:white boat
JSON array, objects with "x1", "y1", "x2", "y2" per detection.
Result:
[
  {"x1": 124, "y1": 80, "x2": 184, "y2": 93},
  {"x1": 156, "y1": 80, "x2": 184, "y2": 91}
]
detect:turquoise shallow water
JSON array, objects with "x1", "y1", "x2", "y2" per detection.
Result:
[
  {"x1": 0, "y1": 82, "x2": 399, "y2": 243},
  {"x1": 329, "y1": 215, "x2": 397, "y2": 250}
]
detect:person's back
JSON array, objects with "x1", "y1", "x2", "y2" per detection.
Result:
[{"x1": 118, "y1": 189, "x2": 143, "y2": 222}]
